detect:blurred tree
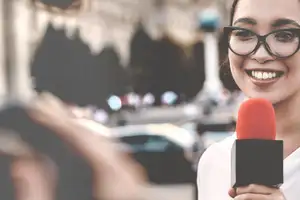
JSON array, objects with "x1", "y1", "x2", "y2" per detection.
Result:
[
  {"x1": 31, "y1": 23, "x2": 71, "y2": 100},
  {"x1": 129, "y1": 25, "x2": 207, "y2": 105},
  {"x1": 62, "y1": 28, "x2": 95, "y2": 106},
  {"x1": 150, "y1": 36, "x2": 185, "y2": 105},
  {"x1": 129, "y1": 24, "x2": 156, "y2": 95},
  {"x1": 93, "y1": 45, "x2": 131, "y2": 109},
  {"x1": 31, "y1": 23, "x2": 130, "y2": 110}
]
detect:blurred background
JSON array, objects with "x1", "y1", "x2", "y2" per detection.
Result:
[{"x1": 0, "y1": 0, "x2": 243, "y2": 199}]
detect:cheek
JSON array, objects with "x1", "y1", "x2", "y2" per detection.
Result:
[
  {"x1": 284, "y1": 55, "x2": 300, "y2": 76},
  {"x1": 282, "y1": 55, "x2": 300, "y2": 90},
  {"x1": 228, "y1": 52, "x2": 245, "y2": 78}
]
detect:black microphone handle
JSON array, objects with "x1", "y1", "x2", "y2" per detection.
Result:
[{"x1": 231, "y1": 139, "x2": 284, "y2": 188}]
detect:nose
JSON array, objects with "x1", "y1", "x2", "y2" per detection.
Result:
[{"x1": 251, "y1": 43, "x2": 275, "y2": 63}]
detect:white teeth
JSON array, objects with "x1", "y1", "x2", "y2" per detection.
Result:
[
  {"x1": 257, "y1": 72, "x2": 263, "y2": 79},
  {"x1": 249, "y1": 70, "x2": 281, "y2": 80}
]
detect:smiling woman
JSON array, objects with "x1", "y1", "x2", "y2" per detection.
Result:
[
  {"x1": 228, "y1": 0, "x2": 300, "y2": 104},
  {"x1": 197, "y1": 0, "x2": 300, "y2": 199}
]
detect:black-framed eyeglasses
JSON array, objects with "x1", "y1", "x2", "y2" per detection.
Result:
[{"x1": 223, "y1": 26, "x2": 300, "y2": 59}]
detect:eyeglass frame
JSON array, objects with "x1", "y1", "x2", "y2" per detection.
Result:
[{"x1": 223, "y1": 26, "x2": 300, "y2": 59}]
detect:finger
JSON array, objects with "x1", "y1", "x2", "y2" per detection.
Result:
[
  {"x1": 234, "y1": 193, "x2": 269, "y2": 200},
  {"x1": 27, "y1": 95, "x2": 46, "y2": 115},
  {"x1": 27, "y1": 93, "x2": 70, "y2": 126},
  {"x1": 41, "y1": 92, "x2": 65, "y2": 109},
  {"x1": 228, "y1": 188, "x2": 236, "y2": 198},
  {"x1": 30, "y1": 92, "x2": 59, "y2": 110},
  {"x1": 33, "y1": 93, "x2": 56, "y2": 112},
  {"x1": 41, "y1": 92, "x2": 58, "y2": 105},
  {"x1": 236, "y1": 184, "x2": 278, "y2": 195}
]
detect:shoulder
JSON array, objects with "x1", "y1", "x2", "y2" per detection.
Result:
[
  {"x1": 199, "y1": 133, "x2": 236, "y2": 168},
  {"x1": 197, "y1": 134, "x2": 236, "y2": 200}
]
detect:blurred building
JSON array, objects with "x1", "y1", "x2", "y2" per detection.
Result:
[
  {"x1": 0, "y1": 0, "x2": 238, "y2": 109},
  {"x1": 31, "y1": 0, "x2": 233, "y2": 64}
]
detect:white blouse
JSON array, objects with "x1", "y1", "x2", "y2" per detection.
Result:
[{"x1": 197, "y1": 134, "x2": 300, "y2": 200}]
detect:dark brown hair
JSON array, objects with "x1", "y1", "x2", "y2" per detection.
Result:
[
  {"x1": 220, "y1": 0, "x2": 240, "y2": 91},
  {"x1": 230, "y1": 0, "x2": 240, "y2": 25}
]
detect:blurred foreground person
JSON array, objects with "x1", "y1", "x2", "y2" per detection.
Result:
[{"x1": 0, "y1": 92, "x2": 146, "y2": 200}]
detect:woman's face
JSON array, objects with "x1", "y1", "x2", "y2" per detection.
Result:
[{"x1": 229, "y1": 0, "x2": 300, "y2": 104}]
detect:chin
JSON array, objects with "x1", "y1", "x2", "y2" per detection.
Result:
[{"x1": 245, "y1": 90, "x2": 284, "y2": 105}]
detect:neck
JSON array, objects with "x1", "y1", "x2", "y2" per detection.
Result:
[
  {"x1": 274, "y1": 92, "x2": 300, "y2": 137},
  {"x1": 274, "y1": 92, "x2": 300, "y2": 157}
]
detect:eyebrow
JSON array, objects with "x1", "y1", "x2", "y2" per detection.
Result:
[
  {"x1": 271, "y1": 18, "x2": 300, "y2": 28},
  {"x1": 233, "y1": 18, "x2": 256, "y2": 26},
  {"x1": 233, "y1": 17, "x2": 300, "y2": 28}
]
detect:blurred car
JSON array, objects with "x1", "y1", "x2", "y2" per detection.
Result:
[
  {"x1": 179, "y1": 121, "x2": 235, "y2": 147},
  {"x1": 112, "y1": 124, "x2": 204, "y2": 184},
  {"x1": 201, "y1": 131, "x2": 234, "y2": 147}
]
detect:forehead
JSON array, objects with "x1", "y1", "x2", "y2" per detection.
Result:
[{"x1": 234, "y1": 0, "x2": 300, "y2": 24}]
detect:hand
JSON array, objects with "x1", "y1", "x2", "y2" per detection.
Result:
[
  {"x1": 27, "y1": 92, "x2": 146, "y2": 200},
  {"x1": 229, "y1": 184, "x2": 286, "y2": 200}
]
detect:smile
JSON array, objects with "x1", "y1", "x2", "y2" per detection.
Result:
[{"x1": 245, "y1": 70, "x2": 284, "y2": 81}]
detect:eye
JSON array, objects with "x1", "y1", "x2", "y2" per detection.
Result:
[
  {"x1": 273, "y1": 30, "x2": 297, "y2": 42},
  {"x1": 231, "y1": 29, "x2": 256, "y2": 41}
]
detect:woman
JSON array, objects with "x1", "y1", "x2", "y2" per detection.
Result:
[{"x1": 197, "y1": 0, "x2": 300, "y2": 199}]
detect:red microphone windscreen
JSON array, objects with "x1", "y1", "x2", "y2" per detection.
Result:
[{"x1": 236, "y1": 98, "x2": 276, "y2": 140}]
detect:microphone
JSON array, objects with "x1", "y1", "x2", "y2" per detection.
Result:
[{"x1": 231, "y1": 98, "x2": 283, "y2": 188}]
